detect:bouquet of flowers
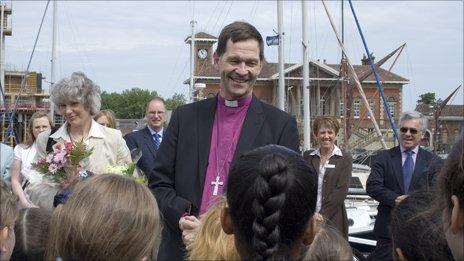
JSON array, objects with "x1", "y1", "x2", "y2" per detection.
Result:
[
  {"x1": 33, "y1": 141, "x2": 93, "y2": 186},
  {"x1": 105, "y1": 148, "x2": 147, "y2": 185}
]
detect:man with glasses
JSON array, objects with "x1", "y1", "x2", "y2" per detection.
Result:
[
  {"x1": 366, "y1": 111, "x2": 442, "y2": 260},
  {"x1": 124, "y1": 97, "x2": 166, "y2": 176}
]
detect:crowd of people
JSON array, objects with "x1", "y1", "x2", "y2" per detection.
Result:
[{"x1": 0, "y1": 20, "x2": 463, "y2": 261}]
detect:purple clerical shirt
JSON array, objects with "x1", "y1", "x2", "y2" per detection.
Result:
[{"x1": 199, "y1": 94, "x2": 252, "y2": 215}]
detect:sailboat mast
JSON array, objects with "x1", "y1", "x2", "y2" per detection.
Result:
[
  {"x1": 49, "y1": 0, "x2": 57, "y2": 123},
  {"x1": 321, "y1": 0, "x2": 387, "y2": 149},
  {"x1": 277, "y1": 0, "x2": 285, "y2": 110},
  {"x1": 301, "y1": 0, "x2": 311, "y2": 150},
  {"x1": 189, "y1": 20, "x2": 196, "y2": 103},
  {"x1": 341, "y1": 0, "x2": 349, "y2": 148}
]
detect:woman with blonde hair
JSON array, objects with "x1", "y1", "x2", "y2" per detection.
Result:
[
  {"x1": 46, "y1": 174, "x2": 160, "y2": 261},
  {"x1": 94, "y1": 109, "x2": 116, "y2": 129},
  {"x1": 187, "y1": 198, "x2": 240, "y2": 260},
  {"x1": 11, "y1": 111, "x2": 52, "y2": 208}
]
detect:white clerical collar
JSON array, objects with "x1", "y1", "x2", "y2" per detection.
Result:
[{"x1": 224, "y1": 100, "x2": 238, "y2": 107}]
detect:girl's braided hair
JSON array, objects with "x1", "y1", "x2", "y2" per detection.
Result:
[{"x1": 226, "y1": 145, "x2": 317, "y2": 260}]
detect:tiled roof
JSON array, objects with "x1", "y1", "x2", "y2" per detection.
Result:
[
  {"x1": 195, "y1": 32, "x2": 217, "y2": 39},
  {"x1": 416, "y1": 104, "x2": 464, "y2": 117},
  {"x1": 326, "y1": 64, "x2": 409, "y2": 82}
]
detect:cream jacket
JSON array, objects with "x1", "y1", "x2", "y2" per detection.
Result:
[{"x1": 36, "y1": 120, "x2": 132, "y2": 175}]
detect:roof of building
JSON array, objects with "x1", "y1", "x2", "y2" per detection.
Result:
[
  {"x1": 326, "y1": 64, "x2": 409, "y2": 82},
  {"x1": 416, "y1": 104, "x2": 464, "y2": 117},
  {"x1": 184, "y1": 32, "x2": 218, "y2": 43}
]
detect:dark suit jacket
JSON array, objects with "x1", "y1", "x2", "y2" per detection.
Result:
[
  {"x1": 366, "y1": 146, "x2": 442, "y2": 240},
  {"x1": 303, "y1": 149, "x2": 352, "y2": 239},
  {"x1": 124, "y1": 126, "x2": 161, "y2": 176},
  {"x1": 149, "y1": 95, "x2": 299, "y2": 260}
]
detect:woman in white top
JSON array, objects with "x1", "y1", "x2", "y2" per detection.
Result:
[{"x1": 11, "y1": 111, "x2": 52, "y2": 208}]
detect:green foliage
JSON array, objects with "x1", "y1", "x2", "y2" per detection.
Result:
[
  {"x1": 101, "y1": 88, "x2": 187, "y2": 118},
  {"x1": 165, "y1": 93, "x2": 187, "y2": 110},
  {"x1": 101, "y1": 88, "x2": 159, "y2": 119},
  {"x1": 417, "y1": 92, "x2": 437, "y2": 107}
]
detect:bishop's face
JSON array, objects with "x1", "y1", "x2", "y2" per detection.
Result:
[{"x1": 215, "y1": 39, "x2": 263, "y2": 100}]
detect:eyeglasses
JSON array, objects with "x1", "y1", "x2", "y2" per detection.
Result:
[{"x1": 400, "y1": 127, "x2": 418, "y2": 134}]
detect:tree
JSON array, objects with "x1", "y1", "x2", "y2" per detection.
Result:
[
  {"x1": 165, "y1": 93, "x2": 187, "y2": 111},
  {"x1": 101, "y1": 88, "x2": 159, "y2": 119},
  {"x1": 417, "y1": 92, "x2": 437, "y2": 107}
]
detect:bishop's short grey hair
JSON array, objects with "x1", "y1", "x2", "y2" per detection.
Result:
[
  {"x1": 399, "y1": 111, "x2": 428, "y2": 132},
  {"x1": 51, "y1": 72, "x2": 101, "y2": 116}
]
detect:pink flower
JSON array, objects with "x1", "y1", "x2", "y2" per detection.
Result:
[
  {"x1": 53, "y1": 150, "x2": 68, "y2": 165},
  {"x1": 53, "y1": 143, "x2": 62, "y2": 152},
  {"x1": 48, "y1": 163, "x2": 58, "y2": 173},
  {"x1": 38, "y1": 158, "x2": 47, "y2": 164},
  {"x1": 46, "y1": 153, "x2": 54, "y2": 164},
  {"x1": 65, "y1": 142, "x2": 73, "y2": 152}
]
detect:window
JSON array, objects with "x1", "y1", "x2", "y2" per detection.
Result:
[
  {"x1": 367, "y1": 99, "x2": 375, "y2": 118},
  {"x1": 354, "y1": 99, "x2": 360, "y2": 118},
  {"x1": 388, "y1": 102, "x2": 396, "y2": 118},
  {"x1": 319, "y1": 98, "x2": 326, "y2": 115}
]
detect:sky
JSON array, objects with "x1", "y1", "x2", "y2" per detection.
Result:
[{"x1": 4, "y1": 1, "x2": 463, "y2": 111}]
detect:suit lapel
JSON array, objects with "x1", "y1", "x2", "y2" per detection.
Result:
[
  {"x1": 391, "y1": 147, "x2": 405, "y2": 193},
  {"x1": 232, "y1": 96, "x2": 265, "y2": 163},
  {"x1": 311, "y1": 155, "x2": 320, "y2": 175},
  {"x1": 142, "y1": 127, "x2": 157, "y2": 157},
  {"x1": 198, "y1": 97, "x2": 217, "y2": 192},
  {"x1": 410, "y1": 148, "x2": 427, "y2": 189}
]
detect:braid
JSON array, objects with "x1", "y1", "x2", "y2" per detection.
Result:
[{"x1": 251, "y1": 154, "x2": 291, "y2": 260}]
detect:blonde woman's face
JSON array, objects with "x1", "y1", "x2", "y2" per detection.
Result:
[
  {"x1": 32, "y1": 117, "x2": 51, "y2": 139},
  {"x1": 316, "y1": 126, "x2": 336, "y2": 150},
  {"x1": 96, "y1": 115, "x2": 110, "y2": 127}
]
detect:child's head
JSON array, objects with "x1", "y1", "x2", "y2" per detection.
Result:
[
  {"x1": 222, "y1": 145, "x2": 318, "y2": 260},
  {"x1": 435, "y1": 136, "x2": 464, "y2": 260},
  {"x1": 391, "y1": 191, "x2": 453, "y2": 261},
  {"x1": 188, "y1": 198, "x2": 240, "y2": 260},
  {"x1": 46, "y1": 174, "x2": 161, "y2": 260},
  {"x1": 304, "y1": 220, "x2": 352, "y2": 261},
  {"x1": 11, "y1": 208, "x2": 51, "y2": 261},
  {"x1": 0, "y1": 180, "x2": 18, "y2": 260}
]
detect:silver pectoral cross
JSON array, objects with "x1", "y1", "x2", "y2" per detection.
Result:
[{"x1": 211, "y1": 176, "x2": 224, "y2": 196}]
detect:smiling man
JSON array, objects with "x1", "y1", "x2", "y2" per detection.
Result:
[
  {"x1": 149, "y1": 21, "x2": 299, "y2": 260},
  {"x1": 366, "y1": 111, "x2": 443, "y2": 261},
  {"x1": 124, "y1": 97, "x2": 166, "y2": 176}
]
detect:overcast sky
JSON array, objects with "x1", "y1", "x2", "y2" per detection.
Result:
[{"x1": 5, "y1": 1, "x2": 463, "y2": 111}]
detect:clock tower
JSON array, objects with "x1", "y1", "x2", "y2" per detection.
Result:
[{"x1": 185, "y1": 32, "x2": 217, "y2": 76}]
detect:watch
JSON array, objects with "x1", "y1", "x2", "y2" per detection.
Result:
[{"x1": 197, "y1": 49, "x2": 208, "y2": 60}]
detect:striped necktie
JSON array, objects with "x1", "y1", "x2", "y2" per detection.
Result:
[
  {"x1": 153, "y1": 133, "x2": 161, "y2": 150},
  {"x1": 403, "y1": 150, "x2": 414, "y2": 193}
]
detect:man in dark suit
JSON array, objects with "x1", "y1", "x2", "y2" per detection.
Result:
[
  {"x1": 149, "y1": 21, "x2": 299, "y2": 260},
  {"x1": 124, "y1": 97, "x2": 166, "y2": 176},
  {"x1": 366, "y1": 111, "x2": 443, "y2": 260}
]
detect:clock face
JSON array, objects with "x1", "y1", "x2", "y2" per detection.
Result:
[{"x1": 198, "y1": 49, "x2": 208, "y2": 60}]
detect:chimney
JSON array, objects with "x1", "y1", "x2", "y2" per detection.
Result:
[{"x1": 361, "y1": 53, "x2": 375, "y2": 65}]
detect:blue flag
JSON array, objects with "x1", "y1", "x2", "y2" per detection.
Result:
[{"x1": 266, "y1": 35, "x2": 279, "y2": 46}]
